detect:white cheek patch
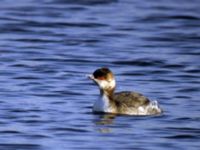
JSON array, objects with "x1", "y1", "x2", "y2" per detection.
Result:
[
  {"x1": 98, "y1": 80, "x2": 109, "y2": 89},
  {"x1": 97, "y1": 79, "x2": 116, "y2": 89}
]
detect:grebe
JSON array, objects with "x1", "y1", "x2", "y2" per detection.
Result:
[{"x1": 88, "y1": 67, "x2": 162, "y2": 115}]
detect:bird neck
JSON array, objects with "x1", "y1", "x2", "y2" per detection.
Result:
[{"x1": 100, "y1": 87, "x2": 115, "y2": 102}]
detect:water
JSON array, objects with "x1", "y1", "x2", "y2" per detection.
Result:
[{"x1": 0, "y1": 0, "x2": 200, "y2": 149}]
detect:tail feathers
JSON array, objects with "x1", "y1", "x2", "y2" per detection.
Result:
[
  {"x1": 147, "y1": 100, "x2": 162, "y2": 114},
  {"x1": 150, "y1": 100, "x2": 158, "y2": 108}
]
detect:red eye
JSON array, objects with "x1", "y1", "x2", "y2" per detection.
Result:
[{"x1": 98, "y1": 76, "x2": 105, "y2": 80}]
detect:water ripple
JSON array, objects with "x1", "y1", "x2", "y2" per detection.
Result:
[
  {"x1": 0, "y1": 144, "x2": 42, "y2": 150},
  {"x1": 0, "y1": 0, "x2": 199, "y2": 150}
]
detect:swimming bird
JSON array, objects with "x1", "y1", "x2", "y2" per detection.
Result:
[{"x1": 88, "y1": 67, "x2": 162, "y2": 115}]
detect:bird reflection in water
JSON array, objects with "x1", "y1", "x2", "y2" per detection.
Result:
[{"x1": 93, "y1": 113, "x2": 116, "y2": 133}]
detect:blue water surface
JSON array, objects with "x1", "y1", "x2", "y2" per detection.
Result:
[{"x1": 0, "y1": 0, "x2": 200, "y2": 149}]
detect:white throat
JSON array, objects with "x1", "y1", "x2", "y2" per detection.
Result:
[
  {"x1": 93, "y1": 92, "x2": 115, "y2": 113},
  {"x1": 92, "y1": 78, "x2": 116, "y2": 113}
]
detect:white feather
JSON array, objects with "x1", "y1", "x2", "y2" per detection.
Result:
[{"x1": 93, "y1": 93, "x2": 115, "y2": 113}]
